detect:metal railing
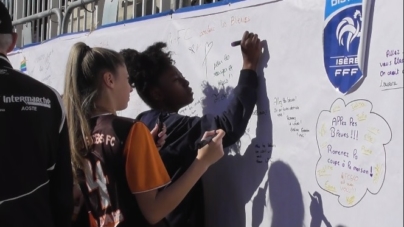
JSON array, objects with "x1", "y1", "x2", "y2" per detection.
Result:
[
  {"x1": 61, "y1": 0, "x2": 97, "y2": 34},
  {"x1": 1, "y1": 0, "x2": 222, "y2": 48},
  {"x1": 13, "y1": 8, "x2": 63, "y2": 35}
]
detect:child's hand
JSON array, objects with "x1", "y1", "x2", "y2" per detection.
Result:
[
  {"x1": 151, "y1": 123, "x2": 167, "y2": 150},
  {"x1": 241, "y1": 31, "x2": 262, "y2": 71}
]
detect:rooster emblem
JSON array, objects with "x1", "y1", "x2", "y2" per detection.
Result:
[{"x1": 336, "y1": 10, "x2": 362, "y2": 52}]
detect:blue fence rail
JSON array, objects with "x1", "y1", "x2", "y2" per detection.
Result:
[{"x1": 1, "y1": 0, "x2": 239, "y2": 48}]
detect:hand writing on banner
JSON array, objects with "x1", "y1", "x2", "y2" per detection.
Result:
[{"x1": 315, "y1": 98, "x2": 392, "y2": 207}]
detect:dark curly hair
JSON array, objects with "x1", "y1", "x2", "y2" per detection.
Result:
[{"x1": 120, "y1": 42, "x2": 175, "y2": 108}]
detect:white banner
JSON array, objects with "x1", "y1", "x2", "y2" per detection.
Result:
[{"x1": 8, "y1": 0, "x2": 403, "y2": 226}]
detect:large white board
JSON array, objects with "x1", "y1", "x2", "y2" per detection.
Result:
[{"x1": 8, "y1": 0, "x2": 403, "y2": 226}]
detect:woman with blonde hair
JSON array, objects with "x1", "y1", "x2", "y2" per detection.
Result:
[{"x1": 63, "y1": 42, "x2": 226, "y2": 227}]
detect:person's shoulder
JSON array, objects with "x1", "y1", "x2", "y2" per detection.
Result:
[
  {"x1": 138, "y1": 109, "x2": 154, "y2": 115},
  {"x1": 5, "y1": 67, "x2": 61, "y2": 97},
  {"x1": 6, "y1": 67, "x2": 43, "y2": 84},
  {"x1": 114, "y1": 116, "x2": 151, "y2": 132},
  {"x1": 112, "y1": 115, "x2": 137, "y2": 126},
  {"x1": 166, "y1": 112, "x2": 198, "y2": 122},
  {"x1": 102, "y1": 115, "x2": 140, "y2": 139},
  {"x1": 136, "y1": 109, "x2": 158, "y2": 120},
  {"x1": 1, "y1": 67, "x2": 63, "y2": 111}
]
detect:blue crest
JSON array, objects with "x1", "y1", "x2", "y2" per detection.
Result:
[{"x1": 324, "y1": 3, "x2": 364, "y2": 94}]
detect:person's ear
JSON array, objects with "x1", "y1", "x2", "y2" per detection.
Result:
[
  {"x1": 102, "y1": 72, "x2": 115, "y2": 89},
  {"x1": 6, "y1": 33, "x2": 18, "y2": 53}
]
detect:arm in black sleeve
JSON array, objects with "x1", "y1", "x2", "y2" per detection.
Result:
[
  {"x1": 49, "y1": 120, "x2": 74, "y2": 227},
  {"x1": 187, "y1": 69, "x2": 257, "y2": 149},
  {"x1": 214, "y1": 69, "x2": 258, "y2": 147},
  {"x1": 177, "y1": 69, "x2": 258, "y2": 153}
]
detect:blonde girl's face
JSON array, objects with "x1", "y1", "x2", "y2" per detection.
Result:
[{"x1": 113, "y1": 65, "x2": 133, "y2": 111}]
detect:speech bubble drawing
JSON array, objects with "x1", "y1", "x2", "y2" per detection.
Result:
[{"x1": 315, "y1": 98, "x2": 392, "y2": 207}]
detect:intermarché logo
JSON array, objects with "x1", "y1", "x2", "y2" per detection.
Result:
[{"x1": 2, "y1": 95, "x2": 51, "y2": 108}]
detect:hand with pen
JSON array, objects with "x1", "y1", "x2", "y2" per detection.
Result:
[
  {"x1": 232, "y1": 31, "x2": 262, "y2": 71},
  {"x1": 151, "y1": 122, "x2": 167, "y2": 150},
  {"x1": 196, "y1": 129, "x2": 226, "y2": 167}
]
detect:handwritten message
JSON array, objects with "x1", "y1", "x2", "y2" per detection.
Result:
[
  {"x1": 255, "y1": 143, "x2": 275, "y2": 164},
  {"x1": 379, "y1": 49, "x2": 403, "y2": 91},
  {"x1": 35, "y1": 49, "x2": 53, "y2": 73},
  {"x1": 179, "y1": 53, "x2": 234, "y2": 115},
  {"x1": 167, "y1": 15, "x2": 251, "y2": 46},
  {"x1": 273, "y1": 96, "x2": 309, "y2": 138},
  {"x1": 30, "y1": 49, "x2": 54, "y2": 84},
  {"x1": 202, "y1": 42, "x2": 214, "y2": 77},
  {"x1": 315, "y1": 99, "x2": 392, "y2": 207},
  {"x1": 213, "y1": 54, "x2": 233, "y2": 80}
]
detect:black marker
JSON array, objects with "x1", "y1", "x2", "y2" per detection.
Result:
[
  {"x1": 231, "y1": 40, "x2": 241, "y2": 47},
  {"x1": 196, "y1": 133, "x2": 217, "y2": 149},
  {"x1": 155, "y1": 112, "x2": 166, "y2": 143},
  {"x1": 158, "y1": 113, "x2": 165, "y2": 132}
]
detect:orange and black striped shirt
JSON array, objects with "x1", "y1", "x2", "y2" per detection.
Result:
[{"x1": 78, "y1": 114, "x2": 170, "y2": 227}]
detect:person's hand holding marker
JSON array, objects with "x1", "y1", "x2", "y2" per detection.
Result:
[
  {"x1": 196, "y1": 129, "x2": 226, "y2": 168},
  {"x1": 232, "y1": 31, "x2": 262, "y2": 71}
]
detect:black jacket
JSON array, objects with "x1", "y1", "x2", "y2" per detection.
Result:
[{"x1": 0, "y1": 54, "x2": 73, "y2": 227}]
